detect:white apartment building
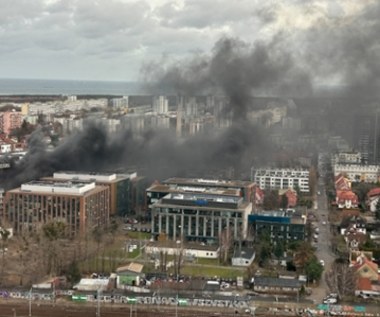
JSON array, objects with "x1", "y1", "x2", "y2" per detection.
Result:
[
  {"x1": 331, "y1": 152, "x2": 362, "y2": 165},
  {"x1": 153, "y1": 96, "x2": 169, "y2": 114},
  {"x1": 333, "y1": 164, "x2": 380, "y2": 183},
  {"x1": 254, "y1": 168, "x2": 310, "y2": 193}
]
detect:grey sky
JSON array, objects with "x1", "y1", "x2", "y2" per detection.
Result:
[{"x1": 0, "y1": 0, "x2": 375, "y2": 81}]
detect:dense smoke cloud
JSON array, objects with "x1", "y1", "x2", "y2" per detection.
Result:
[{"x1": 3, "y1": 1, "x2": 380, "y2": 188}]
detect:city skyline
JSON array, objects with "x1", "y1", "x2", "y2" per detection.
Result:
[{"x1": 0, "y1": 0, "x2": 377, "y2": 85}]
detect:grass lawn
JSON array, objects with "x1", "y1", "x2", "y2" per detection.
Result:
[
  {"x1": 180, "y1": 264, "x2": 246, "y2": 279},
  {"x1": 125, "y1": 231, "x2": 151, "y2": 240}
]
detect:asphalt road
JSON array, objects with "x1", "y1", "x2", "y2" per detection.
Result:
[{"x1": 312, "y1": 179, "x2": 335, "y2": 303}]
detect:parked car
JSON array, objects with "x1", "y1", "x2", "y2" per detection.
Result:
[
  {"x1": 323, "y1": 297, "x2": 337, "y2": 304},
  {"x1": 319, "y1": 259, "x2": 325, "y2": 267}
]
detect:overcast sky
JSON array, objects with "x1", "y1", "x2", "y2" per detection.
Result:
[{"x1": 0, "y1": 0, "x2": 375, "y2": 82}]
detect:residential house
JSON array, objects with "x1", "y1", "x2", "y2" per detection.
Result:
[
  {"x1": 335, "y1": 174, "x2": 352, "y2": 191},
  {"x1": 231, "y1": 247, "x2": 256, "y2": 267},
  {"x1": 355, "y1": 277, "x2": 380, "y2": 297},
  {"x1": 278, "y1": 188, "x2": 297, "y2": 208},
  {"x1": 340, "y1": 216, "x2": 366, "y2": 235},
  {"x1": 351, "y1": 254, "x2": 379, "y2": 282},
  {"x1": 336, "y1": 190, "x2": 359, "y2": 209},
  {"x1": 366, "y1": 188, "x2": 380, "y2": 212}
]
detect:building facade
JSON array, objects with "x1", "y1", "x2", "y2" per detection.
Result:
[
  {"x1": 248, "y1": 210, "x2": 306, "y2": 244},
  {"x1": 4, "y1": 180, "x2": 109, "y2": 236},
  {"x1": 0, "y1": 111, "x2": 23, "y2": 136},
  {"x1": 52, "y1": 171, "x2": 133, "y2": 216},
  {"x1": 254, "y1": 168, "x2": 310, "y2": 193},
  {"x1": 333, "y1": 164, "x2": 380, "y2": 183},
  {"x1": 151, "y1": 192, "x2": 252, "y2": 244}
]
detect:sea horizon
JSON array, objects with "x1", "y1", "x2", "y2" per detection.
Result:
[{"x1": 0, "y1": 78, "x2": 145, "y2": 96}]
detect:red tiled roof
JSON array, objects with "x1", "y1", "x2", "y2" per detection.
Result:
[
  {"x1": 353, "y1": 257, "x2": 379, "y2": 273},
  {"x1": 337, "y1": 190, "x2": 358, "y2": 203},
  {"x1": 367, "y1": 188, "x2": 380, "y2": 197},
  {"x1": 356, "y1": 277, "x2": 372, "y2": 291}
]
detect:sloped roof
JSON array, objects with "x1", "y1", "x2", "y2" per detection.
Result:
[
  {"x1": 116, "y1": 262, "x2": 143, "y2": 274},
  {"x1": 356, "y1": 277, "x2": 372, "y2": 291},
  {"x1": 367, "y1": 187, "x2": 380, "y2": 197},
  {"x1": 232, "y1": 247, "x2": 255, "y2": 260}
]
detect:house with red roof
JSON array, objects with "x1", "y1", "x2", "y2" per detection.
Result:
[
  {"x1": 351, "y1": 254, "x2": 379, "y2": 282},
  {"x1": 278, "y1": 188, "x2": 297, "y2": 208},
  {"x1": 336, "y1": 190, "x2": 359, "y2": 209},
  {"x1": 335, "y1": 173, "x2": 351, "y2": 191},
  {"x1": 366, "y1": 187, "x2": 380, "y2": 212},
  {"x1": 355, "y1": 277, "x2": 380, "y2": 297},
  {"x1": 254, "y1": 185, "x2": 265, "y2": 206}
]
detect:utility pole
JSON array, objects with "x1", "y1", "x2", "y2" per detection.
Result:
[
  {"x1": 28, "y1": 287, "x2": 32, "y2": 317},
  {"x1": 96, "y1": 288, "x2": 101, "y2": 317}
]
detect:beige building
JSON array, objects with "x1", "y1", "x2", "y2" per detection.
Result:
[{"x1": 4, "y1": 180, "x2": 110, "y2": 236}]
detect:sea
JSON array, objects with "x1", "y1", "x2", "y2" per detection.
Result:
[{"x1": 0, "y1": 78, "x2": 145, "y2": 96}]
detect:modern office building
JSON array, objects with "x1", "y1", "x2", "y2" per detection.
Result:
[
  {"x1": 162, "y1": 178, "x2": 256, "y2": 203},
  {"x1": 4, "y1": 180, "x2": 110, "y2": 236},
  {"x1": 248, "y1": 210, "x2": 306, "y2": 244},
  {"x1": 151, "y1": 192, "x2": 252, "y2": 243},
  {"x1": 254, "y1": 168, "x2": 310, "y2": 193},
  {"x1": 51, "y1": 171, "x2": 134, "y2": 217}
]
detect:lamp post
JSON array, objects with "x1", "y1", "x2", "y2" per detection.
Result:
[{"x1": 12, "y1": 308, "x2": 16, "y2": 317}]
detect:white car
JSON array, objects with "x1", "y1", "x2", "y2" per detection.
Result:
[
  {"x1": 319, "y1": 259, "x2": 325, "y2": 267},
  {"x1": 323, "y1": 297, "x2": 337, "y2": 304}
]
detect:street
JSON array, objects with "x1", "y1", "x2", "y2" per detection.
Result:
[{"x1": 312, "y1": 178, "x2": 335, "y2": 303}]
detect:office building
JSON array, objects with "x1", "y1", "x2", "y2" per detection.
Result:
[
  {"x1": 151, "y1": 192, "x2": 252, "y2": 243},
  {"x1": 52, "y1": 171, "x2": 133, "y2": 217},
  {"x1": 4, "y1": 180, "x2": 110, "y2": 236},
  {"x1": 248, "y1": 210, "x2": 306, "y2": 244}
]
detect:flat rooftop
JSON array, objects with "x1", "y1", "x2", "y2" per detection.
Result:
[
  {"x1": 53, "y1": 171, "x2": 133, "y2": 182},
  {"x1": 15, "y1": 180, "x2": 96, "y2": 195},
  {"x1": 163, "y1": 177, "x2": 254, "y2": 188},
  {"x1": 147, "y1": 183, "x2": 242, "y2": 197}
]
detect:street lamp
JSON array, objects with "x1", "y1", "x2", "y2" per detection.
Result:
[{"x1": 12, "y1": 308, "x2": 16, "y2": 317}]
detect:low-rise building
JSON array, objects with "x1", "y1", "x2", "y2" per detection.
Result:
[
  {"x1": 336, "y1": 190, "x2": 359, "y2": 209},
  {"x1": 231, "y1": 247, "x2": 255, "y2": 267}
]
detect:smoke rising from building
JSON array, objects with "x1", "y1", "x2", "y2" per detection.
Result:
[{"x1": 2, "y1": 1, "x2": 380, "y2": 188}]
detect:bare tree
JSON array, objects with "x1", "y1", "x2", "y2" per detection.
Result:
[
  {"x1": 219, "y1": 228, "x2": 233, "y2": 264},
  {"x1": 325, "y1": 259, "x2": 357, "y2": 299}
]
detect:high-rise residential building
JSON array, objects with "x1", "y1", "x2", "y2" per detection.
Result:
[
  {"x1": 4, "y1": 180, "x2": 110, "y2": 236},
  {"x1": 0, "y1": 111, "x2": 23, "y2": 136},
  {"x1": 153, "y1": 96, "x2": 169, "y2": 114}
]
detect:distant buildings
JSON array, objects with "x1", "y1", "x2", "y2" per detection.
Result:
[
  {"x1": 0, "y1": 110, "x2": 23, "y2": 136},
  {"x1": 254, "y1": 168, "x2": 310, "y2": 193},
  {"x1": 333, "y1": 164, "x2": 380, "y2": 183}
]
